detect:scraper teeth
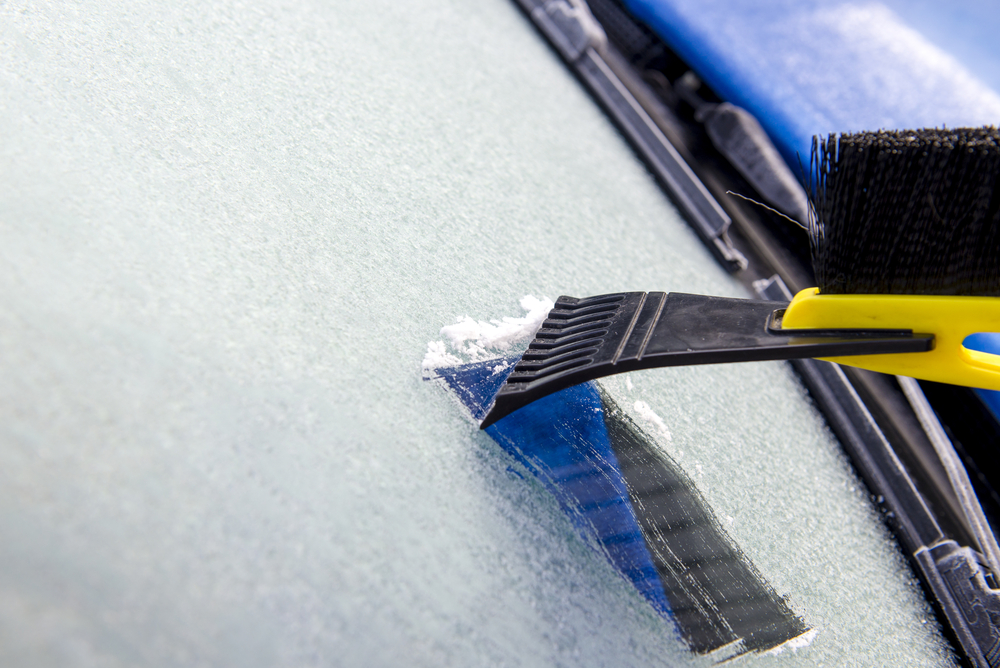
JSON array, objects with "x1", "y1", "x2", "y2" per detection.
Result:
[
  {"x1": 554, "y1": 293, "x2": 627, "y2": 309},
  {"x1": 548, "y1": 302, "x2": 623, "y2": 320},
  {"x1": 525, "y1": 330, "x2": 609, "y2": 352},
  {"x1": 536, "y1": 320, "x2": 613, "y2": 339},
  {"x1": 506, "y1": 294, "x2": 625, "y2": 380},
  {"x1": 481, "y1": 294, "x2": 640, "y2": 422},
  {"x1": 541, "y1": 315, "x2": 609, "y2": 330},
  {"x1": 507, "y1": 351, "x2": 596, "y2": 382},
  {"x1": 519, "y1": 338, "x2": 604, "y2": 363}
]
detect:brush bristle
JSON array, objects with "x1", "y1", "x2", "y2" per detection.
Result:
[{"x1": 809, "y1": 127, "x2": 1000, "y2": 295}]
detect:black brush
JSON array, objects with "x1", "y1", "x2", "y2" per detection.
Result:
[
  {"x1": 810, "y1": 128, "x2": 1000, "y2": 296},
  {"x1": 480, "y1": 127, "x2": 1000, "y2": 429}
]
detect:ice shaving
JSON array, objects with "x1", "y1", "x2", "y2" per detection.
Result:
[{"x1": 422, "y1": 295, "x2": 553, "y2": 372}]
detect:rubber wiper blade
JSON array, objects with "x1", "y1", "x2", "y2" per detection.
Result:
[{"x1": 479, "y1": 292, "x2": 933, "y2": 428}]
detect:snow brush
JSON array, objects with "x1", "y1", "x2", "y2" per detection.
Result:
[{"x1": 480, "y1": 127, "x2": 1000, "y2": 428}]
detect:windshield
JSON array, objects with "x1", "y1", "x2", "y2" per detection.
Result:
[{"x1": 0, "y1": 0, "x2": 955, "y2": 665}]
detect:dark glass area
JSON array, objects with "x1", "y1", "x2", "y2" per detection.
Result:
[{"x1": 599, "y1": 388, "x2": 808, "y2": 654}]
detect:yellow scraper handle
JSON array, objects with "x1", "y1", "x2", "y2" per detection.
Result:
[{"x1": 781, "y1": 288, "x2": 1000, "y2": 390}]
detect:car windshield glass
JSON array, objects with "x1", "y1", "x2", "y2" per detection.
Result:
[{"x1": 0, "y1": 0, "x2": 956, "y2": 665}]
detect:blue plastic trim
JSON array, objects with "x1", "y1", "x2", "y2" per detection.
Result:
[{"x1": 964, "y1": 333, "x2": 1000, "y2": 421}]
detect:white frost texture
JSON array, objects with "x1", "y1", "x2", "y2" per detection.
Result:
[{"x1": 0, "y1": 0, "x2": 961, "y2": 666}]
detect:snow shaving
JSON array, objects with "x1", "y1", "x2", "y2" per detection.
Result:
[{"x1": 422, "y1": 295, "x2": 554, "y2": 373}]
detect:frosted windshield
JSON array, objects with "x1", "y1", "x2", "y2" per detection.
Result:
[{"x1": 0, "y1": 0, "x2": 954, "y2": 665}]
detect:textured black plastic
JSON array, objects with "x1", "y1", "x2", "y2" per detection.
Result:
[{"x1": 479, "y1": 292, "x2": 933, "y2": 428}]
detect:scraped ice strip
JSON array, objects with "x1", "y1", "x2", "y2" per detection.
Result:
[{"x1": 432, "y1": 354, "x2": 810, "y2": 658}]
